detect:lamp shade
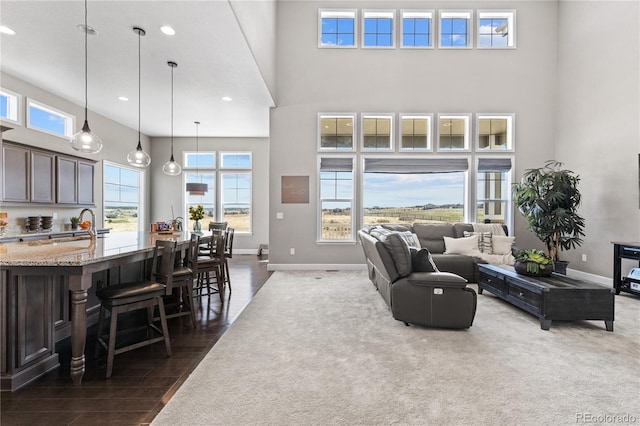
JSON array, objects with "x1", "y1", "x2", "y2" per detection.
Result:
[
  {"x1": 127, "y1": 141, "x2": 151, "y2": 168},
  {"x1": 186, "y1": 183, "x2": 208, "y2": 196},
  {"x1": 71, "y1": 120, "x2": 103, "y2": 153}
]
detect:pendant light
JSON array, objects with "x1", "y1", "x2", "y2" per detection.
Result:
[
  {"x1": 186, "y1": 121, "x2": 208, "y2": 196},
  {"x1": 162, "y1": 61, "x2": 182, "y2": 176},
  {"x1": 126, "y1": 27, "x2": 151, "y2": 168},
  {"x1": 70, "y1": 0, "x2": 102, "y2": 154}
]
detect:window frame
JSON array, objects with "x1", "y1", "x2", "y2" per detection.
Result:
[
  {"x1": 220, "y1": 152, "x2": 252, "y2": 169},
  {"x1": 438, "y1": 10, "x2": 473, "y2": 49},
  {"x1": 477, "y1": 10, "x2": 516, "y2": 49},
  {"x1": 436, "y1": 113, "x2": 472, "y2": 152},
  {"x1": 361, "y1": 113, "x2": 395, "y2": 152},
  {"x1": 26, "y1": 98, "x2": 75, "y2": 139},
  {"x1": 317, "y1": 155, "x2": 356, "y2": 243},
  {"x1": 183, "y1": 151, "x2": 217, "y2": 231},
  {"x1": 220, "y1": 171, "x2": 252, "y2": 235},
  {"x1": 399, "y1": 113, "x2": 433, "y2": 152},
  {"x1": 474, "y1": 155, "x2": 515, "y2": 229},
  {"x1": 318, "y1": 9, "x2": 358, "y2": 49},
  {"x1": 400, "y1": 10, "x2": 434, "y2": 49},
  {"x1": 361, "y1": 9, "x2": 395, "y2": 49},
  {"x1": 103, "y1": 160, "x2": 145, "y2": 233},
  {"x1": 318, "y1": 113, "x2": 357, "y2": 152},
  {"x1": 0, "y1": 87, "x2": 22, "y2": 125},
  {"x1": 476, "y1": 113, "x2": 515, "y2": 152}
]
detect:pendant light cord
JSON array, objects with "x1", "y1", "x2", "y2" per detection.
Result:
[
  {"x1": 137, "y1": 29, "x2": 141, "y2": 144},
  {"x1": 83, "y1": 0, "x2": 88, "y2": 121},
  {"x1": 170, "y1": 63, "x2": 175, "y2": 160},
  {"x1": 195, "y1": 121, "x2": 200, "y2": 174}
]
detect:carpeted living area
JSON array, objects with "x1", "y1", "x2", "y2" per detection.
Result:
[{"x1": 152, "y1": 270, "x2": 640, "y2": 426}]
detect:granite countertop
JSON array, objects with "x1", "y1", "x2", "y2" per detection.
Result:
[{"x1": 0, "y1": 231, "x2": 207, "y2": 267}]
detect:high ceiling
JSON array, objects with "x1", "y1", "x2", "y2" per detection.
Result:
[{"x1": 0, "y1": 1, "x2": 275, "y2": 138}]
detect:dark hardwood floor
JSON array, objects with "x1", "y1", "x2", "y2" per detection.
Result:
[{"x1": 1, "y1": 254, "x2": 272, "y2": 426}]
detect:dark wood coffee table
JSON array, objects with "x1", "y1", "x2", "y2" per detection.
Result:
[{"x1": 478, "y1": 264, "x2": 615, "y2": 331}]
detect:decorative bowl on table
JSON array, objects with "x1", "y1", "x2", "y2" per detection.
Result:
[{"x1": 79, "y1": 221, "x2": 91, "y2": 230}]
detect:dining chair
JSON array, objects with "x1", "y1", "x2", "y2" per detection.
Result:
[{"x1": 94, "y1": 239, "x2": 175, "y2": 378}]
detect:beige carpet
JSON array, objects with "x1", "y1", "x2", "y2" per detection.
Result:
[{"x1": 152, "y1": 270, "x2": 640, "y2": 426}]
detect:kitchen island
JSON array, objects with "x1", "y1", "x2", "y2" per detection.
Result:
[{"x1": 0, "y1": 230, "x2": 203, "y2": 391}]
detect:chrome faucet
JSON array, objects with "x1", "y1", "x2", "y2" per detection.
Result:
[{"x1": 79, "y1": 208, "x2": 96, "y2": 240}]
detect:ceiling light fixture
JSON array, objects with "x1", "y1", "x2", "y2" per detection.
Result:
[
  {"x1": 0, "y1": 25, "x2": 16, "y2": 35},
  {"x1": 127, "y1": 27, "x2": 151, "y2": 168},
  {"x1": 70, "y1": 0, "x2": 102, "y2": 154},
  {"x1": 162, "y1": 61, "x2": 182, "y2": 176},
  {"x1": 222, "y1": 96, "x2": 232, "y2": 102},
  {"x1": 186, "y1": 121, "x2": 208, "y2": 196},
  {"x1": 160, "y1": 25, "x2": 176, "y2": 36},
  {"x1": 118, "y1": 96, "x2": 129, "y2": 101}
]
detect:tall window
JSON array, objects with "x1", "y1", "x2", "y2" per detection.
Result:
[
  {"x1": 103, "y1": 162, "x2": 143, "y2": 232},
  {"x1": 478, "y1": 11, "x2": 516, "y2": 48},
  {"x1": 221, "y1": 173, "x2": 251, "y2": 233},
  {"x1": 400, "y1": 114, "x2": 432, "y2": 151},
  {"x1": 319, "y1": 157, "x2": 354, "y2": 241},
  {"x1": 0, "y1": 88, "x2": 20, "y2": 123},
  {"x1": 439, "y1": 11, "x2": 472, "y2": 48},
  {"x1": 401, "y1": 10, "x2": 433, "y2": 48},
  {"x1": 363, "y1": 158, "x2": 468, "y2": 226},
  {"x1": 362, "y1": 10, "x2": 394, "y2": 48},
  {"x1": 319, "y1": 9, "x2": 357, "y2": 48},
  {"x1": 27, "y1": 98, "x2": 74, "y2": 138},
  {"x1": 318, "y1": 113, "x2": 356, "y2": 151},
  {"x1": 476, "y1": 157, "x2": 513, "y2": 224},
  {"x1": 184, "y1": 152, "x2": 215, "y2": 230},
  {"x1": 362, "y1": 114, "x2": 394, "y2": 151}
]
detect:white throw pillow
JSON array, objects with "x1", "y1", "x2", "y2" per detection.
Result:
[
  {"x1": 492, "y1": 235, "x2": 516, "y2": 255},
  {"x1": 443, "y1": 235, "x2": 481, "y2": 256}
]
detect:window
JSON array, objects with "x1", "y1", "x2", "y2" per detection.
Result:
[
  {"x1": 319, "y1": 157, "x2": 354, "y2": 241},
  {"x1": 0, "y1": 88, "x2": 20, "y2": 124},
  {"x1": 103, "y1": 162, "x2": 143, "y2": 232},
  {"x1": 26, "y1": 98, "x2": 74, "y2": 138},
  {"x1": 439, "y1": 11, "x2": 472, "y2": 48},
  {"x1": 319, "y1": 9, "x2": 357, "y2": 48},
  {"x1": 220, "y1": 152, "x2": 252, "y2": 169},
  {"x1": 363, "y1": 157, "x2": 469, "y2": 226},
  {"x1": 478, "y1": 11, "x2": 515, "y2": 48},
  {"x1": 362, "y1": 114, "x2": 394, "y2": 151},
  {"x1": 185, "y1": 171, "x2": 216, "y2": 230},
  {"x1": 437, "y1": 114, "x2": 471, "y2": 151},
  {"x1": 401, "y1": 10, "x2": 433, "y2": 48},
  {"x1": 318, "y1": 113, "x2": 356, "y2": 151},
  {"x1": 362, "y1": 10, "x2": 395, "y2": 48},
  {"x1": 221, "y1": 173, "x2": 251, "y2": 233},
  {"x1": 400, "y1": 114, "x2": 432, "y2": 151},
  {"x1": 476, "y1": 157, "x2": 513, "y2": 225},
  {"x1": 476, "y1": 114, "x2": 514, "y2": 151}
]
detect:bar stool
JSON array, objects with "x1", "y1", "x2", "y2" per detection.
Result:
[
  {"x1": 94, "y1": 240, "x2": 175, "y2": 378},
  {"x1": 193, "y1": 230, "x2": 226, "y2": 302},
  {"x1": 163, "y1": 234, "x2": 198, "y2": 328},
  {"x1": 223, "y1": 227, "x2": 234, "y2": 293}
]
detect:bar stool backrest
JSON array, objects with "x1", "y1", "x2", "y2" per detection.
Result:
[
  {"x1": 209, "y1": 222, "x2": 228, "y2": 231},
  {"x1": 150, "y1": 240, "x2": 177, "y2": 287}
]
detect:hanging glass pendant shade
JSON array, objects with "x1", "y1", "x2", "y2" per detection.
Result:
[
  {"x1": 186, "y1": 121, "x2": 208, "y2": 195},
  {"x1": 70, "y1": 0, "x2": 102, "y2": 154},
  {"x1": 127, "y1": 27, "x2": 151, "y2": 168},
  {"x1": 163, "y1": 61, "x2": 182, "y2": 176}
]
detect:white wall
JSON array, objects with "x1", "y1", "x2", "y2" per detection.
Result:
[
  {"x1": 149, "y1": 135, "x2": 269, "y2": 253},
  {"x1": 0, "y1": 72, "x2": 152, "y2": 230},
  {"x1": 556, "y1": 1, "x2": 640, "y2": 277},
  {"x1": 270, "y1": 1, "x2": 559, "y2": 267}
]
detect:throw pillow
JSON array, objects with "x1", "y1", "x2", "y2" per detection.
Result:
[
  {"x1": 463, "y1": 231, "x2": 493, "y2": 254},
  {"x1": 411, "y1": 248, "x2": 440, "y2": 272},
  {"x1": 443, "y1": 235, "x2": 481, "y2": 256},
  {"x1": 400, "y1": 231, "x2": 421, "y2": 249},
  {"x1": 492, "y1": 235, "x2": 516, "y2": 255}
]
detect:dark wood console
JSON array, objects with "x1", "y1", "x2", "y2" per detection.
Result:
[{"x1": 612, "y1": 242, "x2": 640, "y2": 296}]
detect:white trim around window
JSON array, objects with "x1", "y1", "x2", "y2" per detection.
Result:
[
  {"x1": 26, "y1": 98, "x2": 75, "y2": 139},
  {"x1": 476, "y1": 113, "x2": 515, "y2": 152},
  {"x1": 399, "y1": 114, "x2": 433, "y2": 152},
  {"x1": 361, "y1": 113, "x2": 394, "y2": 152},
  {"x1": 317, "y1": 155, "x2": 356, "y2": 242},
  {"x1": 400, "y1": 10, "x2": 435, "y2": 49},
  {"x1": 0, "y1": 87, "x2": 22, "y2": 125},
  {"x1": 473, "y1": 155, "x2": 515, "y2": 230},
  {"x1": 318, "y1": 9, "x2": 358, "y2": 48},
  {"x1": 438, "y1": 10, "x2": 473, "y2": 49},
  {"x1": 318, "y1": 113, "x2": 357, "y2": 152},
  {"x1": 436, "y1": 113, "x2": 472, "y2": 152},
  {"x1": 477, "y1": 10, "x2": 516, "y2": 49},
  {"x1": 361, "y1": 9, "x2": 395, "y2": 49}
]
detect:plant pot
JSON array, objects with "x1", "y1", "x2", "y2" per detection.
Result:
[
  {"x1": 554, "y1": 260, "x2": 569, "y2": 275},
  {"x1": 514, "y1": 261, "x2": 554, "y2": 277}
]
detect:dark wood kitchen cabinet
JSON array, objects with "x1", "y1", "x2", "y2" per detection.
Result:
[
  {"x1": 56, "y1": 156, "x2": 78, "y2": 204},
  {"x1": 30, "y1": 150, "x2": 56, "y2": 203}
]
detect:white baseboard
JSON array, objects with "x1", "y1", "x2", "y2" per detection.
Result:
[
  {"x1": 234, "y1": 248, "x2": 267, "y2": 255},
  {"x1": 267, "y1": 263, "x2": 367, "y2": 271},
  {"x1": 566, "y1": 268, "x2": 612, "y2": 287}
]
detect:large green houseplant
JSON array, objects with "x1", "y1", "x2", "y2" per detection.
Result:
[{"x1": 512, "y1": 160, "x2": 585, "y2": 265}]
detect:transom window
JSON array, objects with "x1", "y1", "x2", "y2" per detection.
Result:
[
  {"x1": 362, "y1": 10, "x2": 394, "y2": 48},
  {"x1": 220, "y1": 152, "x2": 252, "y2": 169},
  {"x1": 478, "y1": 11, "x2": 516, "y2": 48},
  {"x1": 437, "y1": 114, "x2": 471, "y2": 151},
  {"x1": 400, "y1": 114, "x2": 432, "y2": 151},
  {"x1": 318, "y1": 113, "x2": 356, "y2": 151},
  {"x1": 0, "y1": 88, "x2": 20, "y2": 124},
  {"x1": 362, "y1": 114, "x2": 394, "y2": 151},
  {"x1": 401, "y1": 10, "x2": 433, "y2": 48},
  {"x1": 476, "y1": 114, "x2": 515, "y2": 151},
  {"x1": 319, "y1": 9, "x2": 357, "y2": 48},
  {"x1": 439, "y1": 11, "x2": 472, "y2": 48},
  {"x1": 26, "y1": 98, "x2": 74, "y2": 138}
]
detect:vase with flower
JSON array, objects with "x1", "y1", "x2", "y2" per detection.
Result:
[{"x1": 189, "y1": 205, "x2": 205, "y2": 233}]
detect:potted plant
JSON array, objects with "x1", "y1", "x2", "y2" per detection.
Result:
[
  {"x1": 514, "y1": 249, "x2": 554, "y2": 276},
  {"x1": 512, "y1": 160, "x2": 585, "y2": 274},
  {"x1": 70, "y1": 216, "x2": 80, "y2": 230}
]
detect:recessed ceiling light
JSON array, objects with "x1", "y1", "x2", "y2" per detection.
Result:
[
  {"x1": 0, "y1": 25, "x2": 16, "y2": 35},
  {"x1": 118, "y1": 96, "x2": 129, "y2": 101},
  {"x1": 222, "y1": 96, "x2": 232, "y2": 102},
  {"x1": 160, "y1": 26, "x2": 176, "y2": 36},
  {"x1": 77, "y1": 24, "x2": 98, "y2": 36}
]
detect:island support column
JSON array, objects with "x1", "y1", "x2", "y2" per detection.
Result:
[{"x1": 68, "y1": 273, "x2": 91, "y2": 385}]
